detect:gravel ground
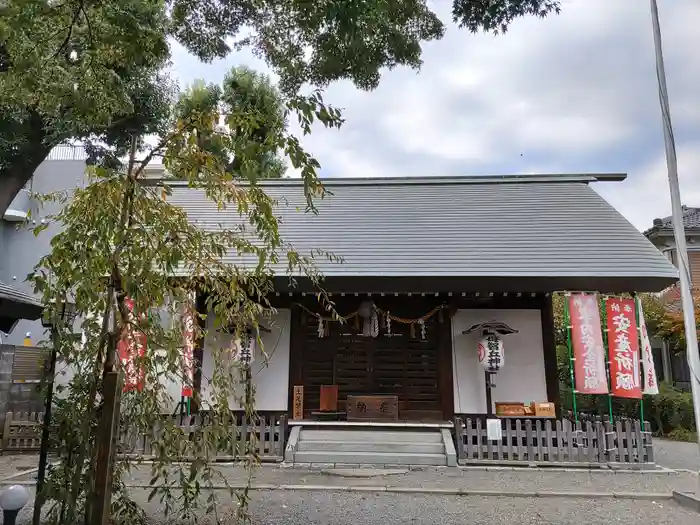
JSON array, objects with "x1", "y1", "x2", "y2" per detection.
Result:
[
  {"x1": 654, "y1": 439, "x2": 700, "y2": 472},
  {"x1": 0, "y1": 454, "x2": 39, "y2": 478},
  {"x1": 10, "y1": 489, "x2": 698, "y2": 525}
]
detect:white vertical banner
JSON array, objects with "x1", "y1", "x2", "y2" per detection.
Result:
[{"x1": 637, "y1": 296, "x2": 659, "y2": 395}]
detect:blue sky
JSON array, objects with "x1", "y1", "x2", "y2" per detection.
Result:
[{"x1": 168, "y1": 0, "x2": 700, "y2": 232}]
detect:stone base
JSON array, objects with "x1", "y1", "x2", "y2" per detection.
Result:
[{"x1": 673, "y1": 491, "x2": 700, "y2": 512}]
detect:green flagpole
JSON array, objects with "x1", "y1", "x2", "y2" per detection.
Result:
[
  {"x1": 633, "y1": 294, "x2": 645, "y2": 431},
  {"x1": 564, "y1": 294, "x2": 578, "y2": 423},
  {"x1": 600, "y1": 296, "x2": 614, "y2": 424}
]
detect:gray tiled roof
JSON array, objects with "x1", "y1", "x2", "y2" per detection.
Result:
[
  {"x1": 166, "y1": 175, "x2": 678, "y2": 286},
  {"x1": 0, "y1": 282, "x2": 43, "y2": 333},
  {"x1": 648, "y1": 206, "x2": 700, "y2": 232},
  {"x1": 0, "y1": 282, "x2": 42, "y2": 307}
]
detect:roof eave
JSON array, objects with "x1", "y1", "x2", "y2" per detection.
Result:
[{"x1": 140, "y1": 171, "x2": 628, "y2": 188}]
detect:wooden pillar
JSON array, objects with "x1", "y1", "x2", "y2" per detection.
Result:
[
  {"x1": 661, "y1": 339, "x2": 673, "y2": 383},
  {"x1": 438, "y1": 312, "x2": 455, "y2": 420},
  {"x1": 287, "y1": 305, "x2": 304, "y2": 416},
  {"x1": 191, "y1": 290, "x2": 206, "y2": 413},
  {"x1": 540, "y1": 295, "x2": 561, "y2": 415}
]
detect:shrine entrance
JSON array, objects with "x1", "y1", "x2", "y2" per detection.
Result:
[{"x1": 290, "y1": 296, "x2": 453, "y2": 421}]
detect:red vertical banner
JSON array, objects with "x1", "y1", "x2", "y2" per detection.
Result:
[
  {"x1": 181, "y1": 296, "x2": 196, "y2": 398},
  {"x1": 605, "y1": 297, "x2": 642, "y2": 399},
  {"x1": 568, "y1": 293, "x2": 608, "y2": 394},
  {"x1": 118, "y1": 297, "x2": 146, "y2": 392}
]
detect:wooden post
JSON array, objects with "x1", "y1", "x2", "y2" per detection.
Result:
[
  {"x1": 89, "y1": 369, "x2": 122, "y2": 525},
  {"x1": 484, "y1": 371, "x2": 494, "y2": 417},
  {"x1": 453, "y1": 417, "x2": 465, "y2": 461}
]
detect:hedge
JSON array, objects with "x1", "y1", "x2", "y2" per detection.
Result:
[
  {"x1": 555, "y1": 340, "x2": 697, "y2": 440},
  {"x1": 559, "y1": 382, "x2": 696, "y2": 441}
]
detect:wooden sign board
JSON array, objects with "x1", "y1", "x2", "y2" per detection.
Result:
[
  {"x1": 346, "y1": 395, "x2": 399, "y2": 421},
  {"x1": 319, "y1": 385, "x2": 339, "y2": 412},
  {"x1": 293, "y1": 385, "x2": 304, "y2": 420}
]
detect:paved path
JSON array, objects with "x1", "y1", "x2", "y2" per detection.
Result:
[
  {"x1": 0, "y1": 454, "x2": 39, "y2": 478},
  {"x1": 117, "y1": 463, "x2": 697, "y2": 495},
  {"x1": 654, "y1": 439, "x2": 700, "y2": 472},
  {"x1": 11, "y1": 490, "x2": 699, "y2": 524},
  {"x1": 4, "y1": 461, "x2": 697, "y2": 496}
]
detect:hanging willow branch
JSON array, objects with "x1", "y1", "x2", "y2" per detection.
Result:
[{"x1": 29, "y1": 75, "x2": 343, "y2": 525}]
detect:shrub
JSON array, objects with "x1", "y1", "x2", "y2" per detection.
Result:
[{"x1": 559, "y1": 381, "x2": 696, "y2": 441}]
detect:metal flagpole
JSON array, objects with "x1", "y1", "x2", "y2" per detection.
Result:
[
  {"x1": 650, "y1": 0, "x2": 700, "y2": 492},
  {"x1": 564, "y1": 296, "x2": 578, "y2": 424}
]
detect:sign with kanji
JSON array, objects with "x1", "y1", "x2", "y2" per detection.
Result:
[
  {"x1": 181, "y1": 298, "x2": 196, "y2": 398},
  {"x1": 117, "y1": 297, "x2": 145, "y2": 392},
  {"x1": 636, "y1": 296, "x2": 659, "y2": 395},
  {"x1": 293, "y1": 385, "x2": 304, "y2": 420},
  {"x1": 346, "y1": 395, "x2": 399, "y2": 421},
  {"x1": 569, "y1": 293, "x2": 608, "y2": 394},
  {"x1": 605, "y1": 297, "x2": 642, "y2": 399},
  {"x1": 477, "y1": 334, "x2": 504, "y2": 372},
  {"x1": 232, "y1": 334, "x2": 255, "y2": 366}
]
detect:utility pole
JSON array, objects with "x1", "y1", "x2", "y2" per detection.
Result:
[{"x1": 650, "y1": 0, "x2": 700, "y2": 494}]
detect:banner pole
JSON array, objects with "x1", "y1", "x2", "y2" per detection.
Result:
[
  {"x1": 564, "y1": 294, "x2": 578, "y2": 423},
  {"x1": 600, "y1": 296, "x2": 614, "y2": 424},
  {"x1": 633, "y1": 293, "x2": 645, "y2": 431}
]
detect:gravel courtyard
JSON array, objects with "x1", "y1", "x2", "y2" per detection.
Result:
[
  {"x1": 2, "y1": 438, "x2": 699, "y2": 524},
  {"x1": 6, "y1": 489, "x2": 699, "y2": 525}
]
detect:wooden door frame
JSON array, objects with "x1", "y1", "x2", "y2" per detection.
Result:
[
  {"x1": 288, "y1": 299, "x2": 455, "y2": 421},
  {"x1": 437, "y1": 312, "x2": 455, "y2": 420}
]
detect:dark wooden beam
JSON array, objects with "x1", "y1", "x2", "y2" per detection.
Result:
[
  {"x1": 191, "y1": 290, "x2": 207, "y2": 413},
  {"x1": 438, "y1": 313, "x2": 455, "y2": 420},
  {"x1": 287, "y1": 305, "x2": 304, "y2": 415}
]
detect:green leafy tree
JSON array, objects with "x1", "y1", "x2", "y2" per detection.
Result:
[
  {"x1": 29, "y1": 69, "x2": 342, "y2": 524},
  {"x1": 0, "y1": 0, "x2": 561, "y2": 214},
  {"x1": 173, "y1": 67, "x2": 288, "y2": 179}
]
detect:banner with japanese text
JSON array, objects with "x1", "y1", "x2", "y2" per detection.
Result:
[
  {"x1": 118, "y1": 297, "x2": 146, "y2": 392},
  {"x1": 568, "y1": 293, "x2": 608, "y2": 394},
  {"x1": 636, "y1": 296, "x2": 659, "y2": 395},
  {"x1": 605, "y1": 297, "x2": 642, "y2": 399},
  {"x1": 181, "y1": 296, "x2": 196, "y2": 398}
]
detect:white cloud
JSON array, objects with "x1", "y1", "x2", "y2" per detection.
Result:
[
  {"x1": 596, "y1": 142, "x2": 700, "y2": 231},
  {"x1": 169, "y1": 0, "x2": 700, "y2": 228}
]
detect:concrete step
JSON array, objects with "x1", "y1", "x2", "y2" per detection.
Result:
[
  {"x1": 298, "y1": 430, "x2": 443, "y2": 444},
  {"x1": 297, "y1": 440, "x2": 445, "y2": 454},
  {"x1": 293, "y1": 450, "x2": 447, "y2": 466}
]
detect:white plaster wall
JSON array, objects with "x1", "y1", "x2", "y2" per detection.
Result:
[
  {"x1": 452, "y1": 309, "x2": 547, "y2": 414},
  {"x1": 53, "y1": 351, "x2": 182, "y2": 414},
  {"x1": 200, "y1": 309, "x2": 290, "y2": 411}
]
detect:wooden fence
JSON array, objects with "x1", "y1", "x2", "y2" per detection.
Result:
[
  {"x1": 454, "y1": 416, "x2": 654, "y2": 465},
  {"x1": 2, "y1": 411, "x2": 288, "y2": 462},
  {"x1": 119, "y1": 411, "x2": 288, "y2": 461},
  {"x1": 1, "y1": 411, "x2": 43, "y2": 452}
]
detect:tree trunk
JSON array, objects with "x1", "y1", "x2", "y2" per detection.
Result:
[{"x1": 0, "y1": 111, "x2": 53, "y2": 216}]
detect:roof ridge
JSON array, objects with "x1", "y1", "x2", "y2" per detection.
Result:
[{"x1": 143, "y1": 172, "x2": 627, "y2": 187}]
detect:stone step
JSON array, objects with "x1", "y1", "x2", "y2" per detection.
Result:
[
  {"x1": 297, "y1": 440, "x2": 445, "y2": 454},
  {"x1": 298, "y1": 430, "x2": 443, "y2": 444},
  {"x1": 293, "y1": 450, "x2": 447, "y2": 466}
]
